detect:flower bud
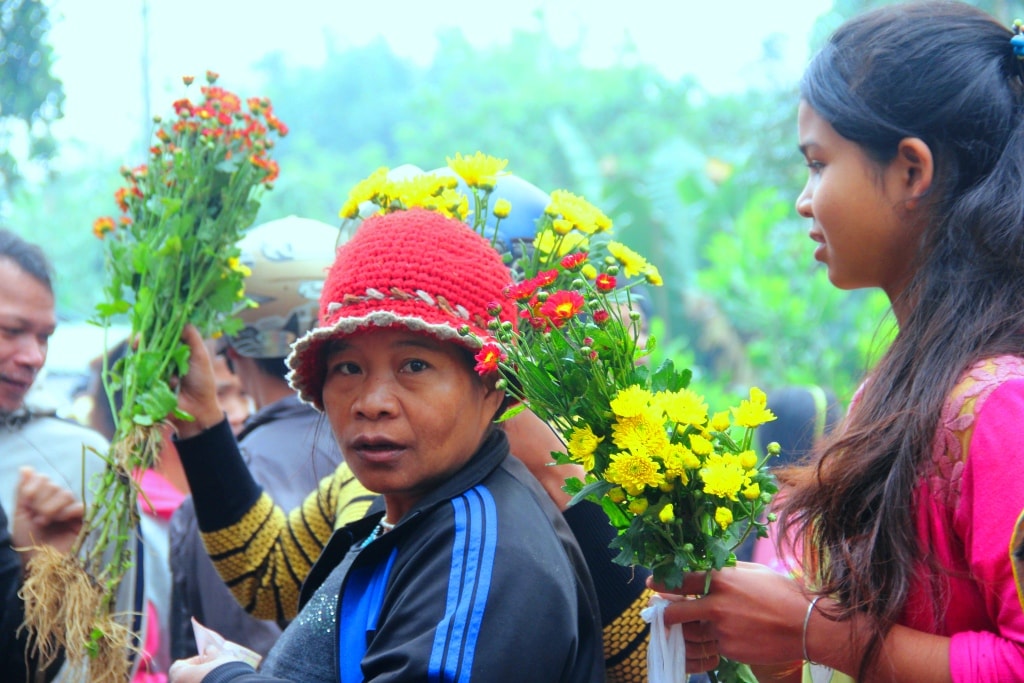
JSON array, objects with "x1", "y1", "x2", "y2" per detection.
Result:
[
  {"x1": 493, "y1": 198, "x2": 511, "y2": 219},
  {"x1": 767, "y1": 441, "x2": 781, "y2": 456},
  {"x1": 658, "y1": 504, "x2": 675, "y2": 523}
]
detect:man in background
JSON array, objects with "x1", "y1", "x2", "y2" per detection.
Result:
[{"x1": 0, "y1": 228, "x2": 107, "y2": 528}]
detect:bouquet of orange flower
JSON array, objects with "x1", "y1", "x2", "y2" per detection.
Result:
[
  {"x1": 21, "y1": 71, "x2": 285, "y2": 682},
  {"x1": 340, "y1": 153, "x2": 776, "y2": 683}
]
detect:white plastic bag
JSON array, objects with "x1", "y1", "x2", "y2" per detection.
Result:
[{"x1": 640, "y1": 595, "x2": 688, "y2": 683}]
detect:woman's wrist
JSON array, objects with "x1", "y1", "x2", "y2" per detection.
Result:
[
  {"x1": 174, "y1": 409, "x2": 226, "y2": 439},
  {"x1": 803, "y1": 596, "x2": 823, "y2": 664},
  {"x1": 804, "y1": 598, "x2": 870, "y2": 677}
]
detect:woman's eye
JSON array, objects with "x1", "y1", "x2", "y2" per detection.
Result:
[
  {"x1": 330, "y1": 360, "x2": 359, "y2": 375},
  {"x1": 403, "y1": 359, "x2": 430, "y2": 373},
  {"x1": 805, "y1": 160, "x2": 825, "y2": 173}
]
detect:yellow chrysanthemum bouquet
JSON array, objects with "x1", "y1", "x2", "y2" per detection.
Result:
[{"x1": 340, "y1": 152, "x2": 778, "y2": 682}]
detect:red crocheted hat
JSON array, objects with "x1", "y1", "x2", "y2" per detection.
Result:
[{"x1": 286, "y1": 208, "x2": 516, "y2": 409}]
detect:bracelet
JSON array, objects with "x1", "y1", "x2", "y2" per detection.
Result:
[{"x1": 802, "y1": 595, "x2": 822, "y2": 664}]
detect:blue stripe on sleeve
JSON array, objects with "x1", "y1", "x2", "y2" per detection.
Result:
[{"x1": 428, "y1": 486, "x2": 498, "y2": 682}]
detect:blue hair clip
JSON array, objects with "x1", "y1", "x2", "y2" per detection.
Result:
[
  {"x1": 1013, "y1": 35, "x2": 1024, "y2": 58},
  {"x1": 1013, "y1": 20, "x2": 1024, "y2": 59}
]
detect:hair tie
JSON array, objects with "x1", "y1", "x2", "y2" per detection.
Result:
[{"x1": 1012, "y1": 19, "x2": 1024, "y2": 58}]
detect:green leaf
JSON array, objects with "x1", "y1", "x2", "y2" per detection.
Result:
[
  {"x1": 95, "y1": 299, "x2": 132, "y2": 317},
  {"x1": 597, "y1": 494, "x2": 630, "y2": 529},
  {"x1": 495, "y1": 402, "x2": 526, "y2": 423},
  {"x1": 171, "y1": 344, "x2": 191, "y2": 377},
  {"x1": 219, "y1": 316, "x2": 245, "y2": 337},
  {"x1": 135, "y1": 380, "x2": 178, "y2": 422},
  {"x1": 654, "y1": 562, "x2": 683, "y2": 590},
  {"x1": 714, "y1": 658, "x2": 760, "y2": 683},
  {"x1": 706, "y1": 537, "x2": 733, "y2": 570},
  {"x1": 131, "y1": 242, "x2": 152, "y2": 276},
  {"x1": 563, "y1": 476, "x2": 584, "y2": 495},
  {"x1": 173, "y1": 407, "x2": 195, "y2": 422},
  {"x1": 650, "y1": 358, "x2": 691, "y2": 392},
  {"x1": 157, "y1": 234, "x2": 183, "y2": 256},
  {"x1": 160, "y1": 197, "x2": 183, "y2": 218}
]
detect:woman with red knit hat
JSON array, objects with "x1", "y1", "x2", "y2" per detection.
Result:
[{"x1": 166, "y1": 208, "x2": 605, "y2": 683}]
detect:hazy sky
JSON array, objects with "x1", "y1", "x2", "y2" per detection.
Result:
[{"x1": 46, "y1": 0, "x2": 832, "y2": 164}]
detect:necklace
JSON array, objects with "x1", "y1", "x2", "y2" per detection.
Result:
[{"x1": 366, "y1": 517, "x2": 395, "y2": 546}]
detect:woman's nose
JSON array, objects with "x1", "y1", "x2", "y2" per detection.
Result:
[
  {"x1": 796, "y1": 182, "x2": 813, "y2": 219},
  {"x1": 353, "y1": 375, "x2": 399, "y2": 418}
]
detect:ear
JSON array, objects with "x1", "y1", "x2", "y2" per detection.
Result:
[
  {"x1": 892, "y1": 137, "x2": 933, "y2": 209},
  {"x1": 479, "y1": 372, "x2": 509, "y2": 421}
]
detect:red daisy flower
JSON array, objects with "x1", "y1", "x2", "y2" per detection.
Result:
[
  {"x1": 539, "y1": 290, "x2": 585, "y2": 328},
  {"x1": 474, "y1": 343, "x2": 507, "y2": 375}
]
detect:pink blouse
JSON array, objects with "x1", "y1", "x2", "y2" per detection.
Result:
[{"x1": 903, "y1": 356, "x2": 1024, "y2": 681}]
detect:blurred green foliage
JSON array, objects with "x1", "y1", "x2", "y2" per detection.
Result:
[
  {"x1": 21, "y1": 0, "x2": 1016, "y2": 406},
  {"x1": 0, "y1": 0, "x2": 64, "y2": 199},
  {"x1": 246, "y1": 26, "x2": 894, "y2": 404}
]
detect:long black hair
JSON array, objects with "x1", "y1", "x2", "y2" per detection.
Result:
[{"x1": 779, "y1": 2, "x2": 1024, "y2": 675}]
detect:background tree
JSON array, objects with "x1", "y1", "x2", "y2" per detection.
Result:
[{"x1": 0, "y1": 0, "x2": 63, "y2": 207}]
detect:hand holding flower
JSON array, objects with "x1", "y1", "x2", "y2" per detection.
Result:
[{"x1": 169, "y1": 325, "x2": 228, "y2": 439}]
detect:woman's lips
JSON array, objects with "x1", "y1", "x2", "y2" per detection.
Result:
[
  {"x1": 350, "y1": 437, "x2": 406, "y2": 464},
  {"x1": 809, "y1": 230, "x2": 826, "y2": 262}
]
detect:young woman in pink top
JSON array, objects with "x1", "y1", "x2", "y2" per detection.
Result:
[{"x1": 655, "y1": 3, "x2": 1024, "y2": 681}]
